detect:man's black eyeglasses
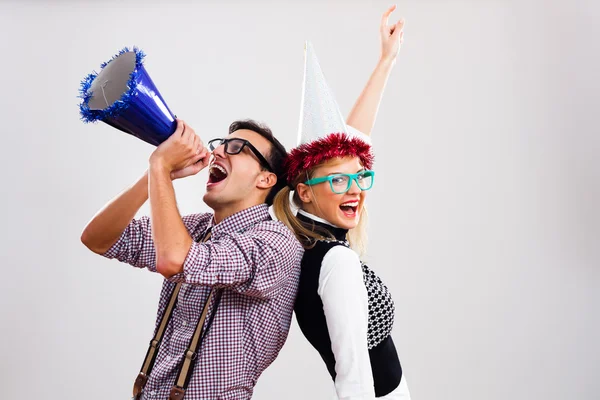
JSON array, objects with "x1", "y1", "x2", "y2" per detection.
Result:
[{"x1": 207, "y1": 138, "x2": 273, "y2": 172}]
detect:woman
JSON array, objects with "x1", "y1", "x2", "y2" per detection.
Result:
[{"x1": 273, "y1": 6, "x2": 410, "y2": 399}]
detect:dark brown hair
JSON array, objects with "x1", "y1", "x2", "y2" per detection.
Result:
[{"x1": 228, "y1": 120, "x2": 287, "y2": 205}]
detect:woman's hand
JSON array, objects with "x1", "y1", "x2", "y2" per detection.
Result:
[
  {"x1": 380, "y1": 5, "x2": 405, "y2": 64},
  {"x1": 346, "y1": 5, "x2": 405, "y2": 135}
]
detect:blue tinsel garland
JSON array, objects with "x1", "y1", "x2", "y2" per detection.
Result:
[{"x1": 78, "y1": 46, "x2": 146, "y2": 123}]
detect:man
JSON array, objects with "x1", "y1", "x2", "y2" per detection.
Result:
[{"x1": 81, "y1": 119, "x2": 303, "y2": 399}]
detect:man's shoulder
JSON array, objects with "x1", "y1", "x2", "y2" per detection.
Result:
[
  {"x1": 253, "y1": 218, "x2": 292, "y2": 234},
  {"x1": 182, "y1": 212, "x2": 214, "y2": 232},
  {"x1": 251, "y1": 219, "x2": 302, "y2": 245},
  {"x1": 182, "y1": 211, "x2": 213, "y2": 222}
]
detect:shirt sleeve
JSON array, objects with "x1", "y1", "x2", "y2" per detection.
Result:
[
  {"x1": 169, "y1": 221, "x2": 302, "y2": 300},
  {"x1": 102, "y1": 213, "x2": 208, "y2": 272},
  {"x1": 318, "y1": 245, "x2": 375, "y2": 400}
]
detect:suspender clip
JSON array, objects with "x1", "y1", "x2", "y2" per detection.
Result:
[
  {"x1": 184, "y1": 349, "x2": 197, "y2": 361},
  {"x1": 132, "y1": 372, "x2": 148, "y2": 399}
]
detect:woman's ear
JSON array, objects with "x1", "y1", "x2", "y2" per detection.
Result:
[{"x1": 296, "y1": 183, "x2": 312, "y2": 204}]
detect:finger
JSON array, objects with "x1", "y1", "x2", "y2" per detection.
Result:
[
  {"x1": 189, "y1": 136, "x2": 200, "y2": 157},
  {"x1": 188, "y1": 161, "x2": 206, "y2": 176},
  {"x1": 175, "y1": 119, "x2": 185, "y2": 137},
  {"x1": 186, "y1": 149, "x2": 205, "y2": 169},
  {"x1": 191, "y1": 135, "x2": 201, "y2": 152},
  {"x1": 196, "y1": 148, "x2": 210, "y2": 168},
  {"x1": 189, "y1": 145, "x2": 206, "y2": 161},
  {"x1": 380, "y1": 4, "x2": 397, "y2": 32},
  {"x1": 170, "y1": 168, "x2": 187, "y2": 180},
  {"x1": 186, "y1": 124, "x2": 197, "y2": 146},
  {"x1": 391, "y1": 19, "x2": 405, "y2": 37},
  {"x1": 171, "y1": 164, "x2": 195, "y2": 180},
  {"x1": 181, "y1": 121, "x2": 192, "y2": 143},
  {"x1": 189, "y1": 131, "x2": 197, "y2": 150},
  {"x1": 181, "y1": 155, "x2": 201, "y2": 170}
]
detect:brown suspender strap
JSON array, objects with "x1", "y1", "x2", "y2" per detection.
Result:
[
  {"x1": 168, "y1": 288, "x2": 214, "y2": 400},
  {"x1": 133, "y1": 230, "x2": 212, "y2": 400},
  {"x1": 133, "y1": 282, "x2": 182, "y2": 399},
  {"x1": 169, "y1": 286, "x2": 223, "y2": 399},
  {"x1": 176, "y1": 288, "x2": 213, "y2": 388}
]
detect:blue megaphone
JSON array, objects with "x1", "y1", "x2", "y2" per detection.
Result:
[{"x1": 78, "y1": 47, "x2": 176, "y2": 146}]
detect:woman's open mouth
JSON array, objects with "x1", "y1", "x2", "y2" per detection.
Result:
[{"x1": 339, "y1": 201, "x2": 359, "y2": 217}]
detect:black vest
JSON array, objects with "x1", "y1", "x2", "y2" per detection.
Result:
[{"x1": 294, "y1": 213, "x2": 402, "y2": 397}]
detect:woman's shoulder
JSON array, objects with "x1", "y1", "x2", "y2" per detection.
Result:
[
  {"x1": 321, "y1": 244, "x2": 361, "y2": 271},
  {"x1": 303, "y1": 239, "x2": 355, "y2": 262},
  {"x1": 301, "y1": 240, "x2": 360, "y2": 274},
  {"x1": 321, "y1": 242, "x2": 359, "y2": 261},
  {"x1": 317, "y1": 244, "x2": 364, "y2": 296}
]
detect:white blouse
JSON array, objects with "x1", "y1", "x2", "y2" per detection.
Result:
[{"x1": 318, "y1": 245, "x2": 411, "y2": 399}]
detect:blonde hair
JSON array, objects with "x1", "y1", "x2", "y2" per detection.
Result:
[{"x1": 273, "y1": 160, "x2": 369, "y2": 256}]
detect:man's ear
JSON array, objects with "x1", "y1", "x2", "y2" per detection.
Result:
[
  {"x1": 257, "y1": 171, "x2": 277, "y2": 190},
  {"x1": 296, "y1": 183, "x2": 312, "y2": 204}
]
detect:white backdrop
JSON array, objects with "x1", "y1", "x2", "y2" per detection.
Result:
[{"x1": 0, "y1": 0, "x2": 598, "y2": 399}]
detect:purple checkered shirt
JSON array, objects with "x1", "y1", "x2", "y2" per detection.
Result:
[{"x1": 103, "y1": 204, "x2": 303, "y2": 399}]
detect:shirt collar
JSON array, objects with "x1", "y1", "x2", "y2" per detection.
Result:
[
  {"x1": 297, "y1": 209, "x2": 348, "y2": 241},
  {"x1": 208, "y1": 204, "x2": 272, "y2": 236},
  {"x1": 297, "y1": 209, "x2": 340, "y2": 228}
]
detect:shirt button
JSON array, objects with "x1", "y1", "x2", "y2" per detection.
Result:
[{"x1": 182, "y1": 320, "x2": 188, "y2": 326}]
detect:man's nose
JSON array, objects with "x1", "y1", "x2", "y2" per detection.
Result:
[{"x1": 212, "y1": 143, "x2": 226, "y2": 159}]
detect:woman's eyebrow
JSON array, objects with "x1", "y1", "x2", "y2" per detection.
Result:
[{"x1": 324, "y1": 168, "x2": 365, "y2": 175}]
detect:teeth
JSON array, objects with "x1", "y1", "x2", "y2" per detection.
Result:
[
  {"x1": 341, "y1": 202, "x2": 359, "y2": 207},
  {"x1": 210, "y1": 164, "x2": 227, "y2": 175}
]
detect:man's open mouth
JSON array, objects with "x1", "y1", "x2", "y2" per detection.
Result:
[{"x1": 208, "y1": 163, "x2": 228, "y2": 184}]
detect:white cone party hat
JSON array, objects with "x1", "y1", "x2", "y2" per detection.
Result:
[{"x1": 285, "y1": 41, "x2": 374, "y2": 184}]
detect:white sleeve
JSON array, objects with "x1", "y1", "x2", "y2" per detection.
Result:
[{"x1": 319, "y1": 245, "x2": 375, "y2": 400}]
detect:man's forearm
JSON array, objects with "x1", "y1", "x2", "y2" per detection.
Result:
[
  {"x1": 148, "y1": 162, "x2": 193, "y2": 278},
  {"x1": 346, "y1": 58, "x2": 395, "y2": 136},
  {"x1": 80, "y1": 171, "x2": 149, "y2": 254}
]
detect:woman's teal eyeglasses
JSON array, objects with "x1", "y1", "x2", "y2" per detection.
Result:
[{"x1": 304, "y1": 170, "x2": 375, "y2": 194}]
